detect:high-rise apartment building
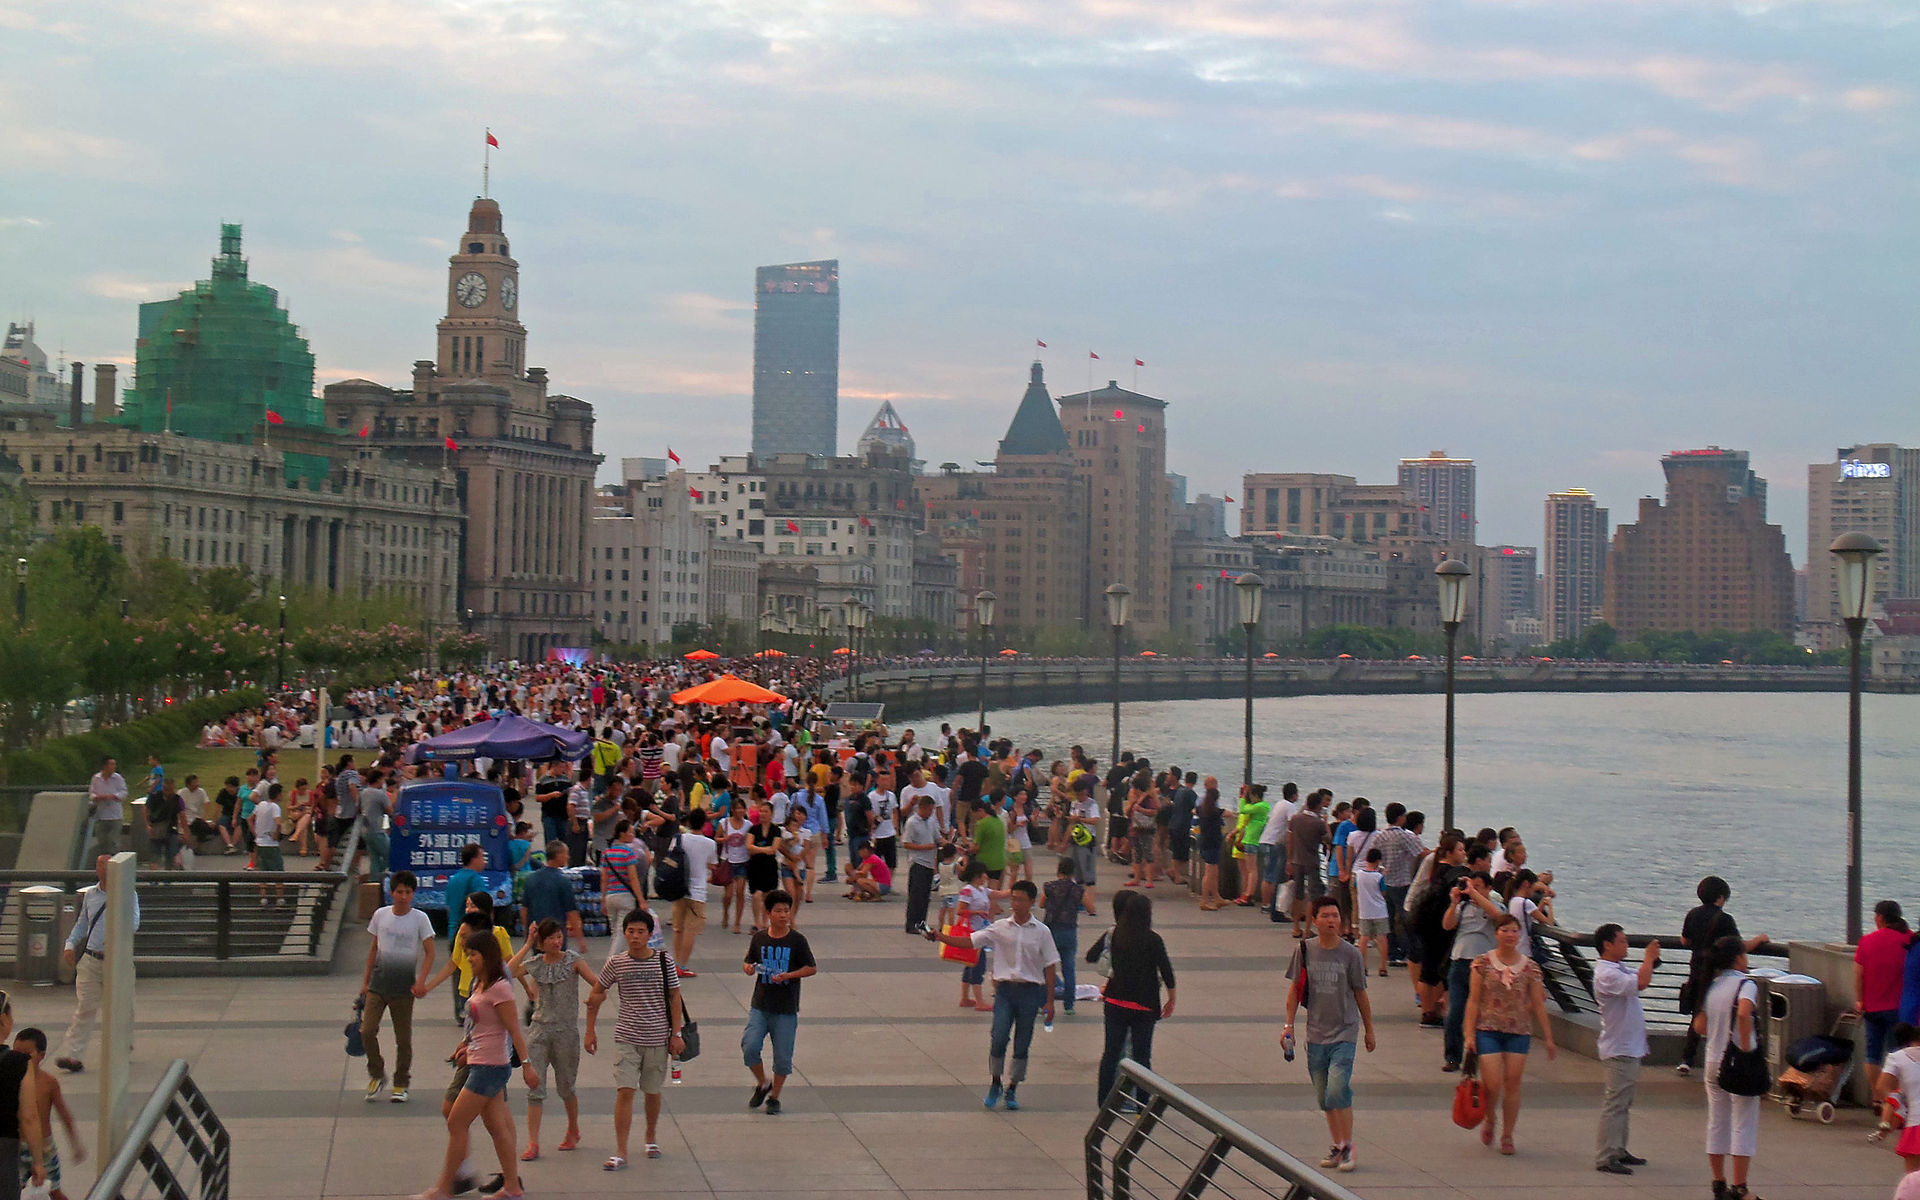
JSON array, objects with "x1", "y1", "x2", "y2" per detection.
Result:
[
  {"x1": 751, "y1": 260, "x2": 839, "y2": 459},
  {"x1": 325, "y1": 195, "x2": 601, "y2": 661},
  {"x1": 1805, "y1": 445, "x2": 1920, "y2": 646},
  {"x1": 1057, "y1": 380, "x2": 1171, "y2": 633},
  {"x1": 1399, "y1": 450, "x2": 1476, "y2": 550},
  {"x1": 1470, "y1": 545, "x2": 1539, "y2": 649},
  {"x1": 1603, "y1": 448, "x2": 1794, "y2": 637},
  {"x1": 1543, "y1": 488, "x2": 1608, "y2": 642},
  {"x1": 1240, "y1": 472, "x2": 1432, "y2": 557}
]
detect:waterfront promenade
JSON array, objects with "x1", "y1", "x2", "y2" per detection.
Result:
[{"x1": 28, "y1": 868, "x2": 1901, "y2": 1200}]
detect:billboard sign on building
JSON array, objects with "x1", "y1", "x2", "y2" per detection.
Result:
[{"x1": 1841, "y1": 459, "x2": 1892, "y2": 479}]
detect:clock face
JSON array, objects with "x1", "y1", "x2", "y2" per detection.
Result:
[
  {"x1": 499, "y1": 276, "x2": 517, "y2": 311},
  {"x1": 455, "y1": 271, "x2": 488, "y2": 308}
]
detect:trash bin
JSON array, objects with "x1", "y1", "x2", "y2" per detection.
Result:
[
  {"x1": 1763, "y1": 975, "x2": 1827, "y2": 1095},
  {"x1": 13, "y1": 885, "x2": 65, "y2": 986}
]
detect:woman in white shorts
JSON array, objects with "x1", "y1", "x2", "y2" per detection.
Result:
[{"x1": 1698, "y1": 936, "x2": 1762, "y2": 1200}]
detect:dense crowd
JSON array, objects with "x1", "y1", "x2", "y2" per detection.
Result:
[{"x1": 55, "y1": 656, "x2": 1920, "y2": 1200}]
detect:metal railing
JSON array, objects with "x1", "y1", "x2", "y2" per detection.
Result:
[
  {"x1": 1533, "y1": 923, "x2": 1790, "y2": 1033},
  {"x1": 85, "y1": 1058, "x2": 229, "y2": 1200},
  {"x1": 1087, "y1": 1061, "x2": 1363, "y2": 1200}
]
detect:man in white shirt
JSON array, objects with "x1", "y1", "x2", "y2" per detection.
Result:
[
  {"x1": 1257, "y1": 782, "x2": 1297, "y2": 919},
  {"x1": 929, "y1": 880, "x2": 1059, "y2": 1110},
  {"x1": 87, "y1": 758, "x2": 127, "y2": 858},
  {"x1": 360, "y1": 870, "x2": 437, "y2": 1102},
  {"x1": 1593, "y1": 924, "x2": 1658, "y2": 1176},
  {"x1": 709, "y1": 732, "x2": 731, "y2": 774},
  {"x1": 670, "y1": 810, "x2": 720, "y2": 977},
  {"x1": 868, "y1": 786, "x2": 899, "y2": 870},
  {"x1": 900, "y1": 768, "x2": 939, "y2": 825}
]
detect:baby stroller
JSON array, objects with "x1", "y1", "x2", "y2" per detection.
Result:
[{"x1": 1777, "y1": 1011, "x2": 1858, "y2": 1124}]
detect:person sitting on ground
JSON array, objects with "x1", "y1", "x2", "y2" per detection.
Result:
[{"x1": 845, "y1": 846, "x2": 891, "y2": 902}]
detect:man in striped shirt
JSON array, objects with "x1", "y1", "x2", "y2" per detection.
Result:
[{"x1": 586, "y1": 910, "x2": 686, "y2": 1168}]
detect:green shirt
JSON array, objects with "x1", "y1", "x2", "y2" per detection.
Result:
[
  {"x1": 972, "y1": 814, "x2": 1007, "y2": 871},
  {"x1": 1235, "y1": 801, "x2": 1269, "y2": 853}
]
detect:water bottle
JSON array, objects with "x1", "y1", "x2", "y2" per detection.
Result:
[
  {"x1": 1281, "y1": 1030, "x2": 1295, "y2": 1062},
  {"x1": 1044, "y1": 1012, "x2": 1054, "y2": 1034}
]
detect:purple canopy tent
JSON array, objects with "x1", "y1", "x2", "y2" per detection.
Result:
[{"x1": 404, "y1": 713, "x2": 593, "y2": 765}]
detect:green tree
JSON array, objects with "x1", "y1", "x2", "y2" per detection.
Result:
[{"x1": 0, "y1": 628, "x2": 76, "y2": 748}]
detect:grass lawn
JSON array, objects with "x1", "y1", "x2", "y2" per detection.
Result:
[{"x1": 163, "y1": 745, "x2": 262, "y2": 787}]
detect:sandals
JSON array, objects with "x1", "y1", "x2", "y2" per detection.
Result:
[
  {"x1": 604, "y1": 1156, "x2": 628, "y2": 1171},
  {"x1": 645, "y1": 1143, "x2": 662, "y2": 1159},
  {"x1": 557, "y1": 1132, "x2": 580, "y2": 1152},
  {"x1": 1480, "y1": 1123, "x2": 1494, "y2": 1147},
  {"x1": 521, "y1": 1144, "x2": 539, "y2": 1161},
  {"x1": 1500, "y1": 1137, "x2": 1515, "y2": 1156}
]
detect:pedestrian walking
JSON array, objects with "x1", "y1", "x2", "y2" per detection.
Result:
[
  {"x1": 1441, "y1": 865, "x2": 1503, "y2": 1072},
  {"x1": 511, "y1": 919, "x2": 602, "y2": 1161},
  {"x1": 1042, "y1": 857, "x2": 1096, "y2": 1017},
  {"x1": 718, "y1": 798, "x2": 752, "y2": 933},
  {"x1": 85, "y1": 758, "x2": 125, "y2": 861},
  {"x1": 901, "y1": 793, "x2": 942, "y2": 934},
  {"x1": 1855, "y1": 900, "x2": 1911, "y2": 1099},
  {"x1": 928, "y1": 880, "x2": 1060, "y2": 1111},
  {"x1": 742, "y1": 889, "x2": 817, "y2": 1115},
  {"x1": 1461, "y1": 913, "x2": 1557, "y2": 1155},
  {"x1": 1352, "y1": 849, "x2": 1391, "y2": 977},
  {"x1": 1096, "y1": 892, "x2": 1175, "y2": 1106},
  {"x1": 518, "y1": 841, "x2": 583, "y2": 950},
  {"x1": 414, "y1": 929, "x2": 538, "y2": 1200},
  {"x1": 362, "y1": 871, "x2": 437, "y2": 1103},
  {"x1": 585, "y1": 909, "x2": 687, "y2": 1167},
  {"x1": 1284, "y1": 790, "x2": 1328, "y2": 930},
  {"x1": 0, "y1": 995, "x2": 49, "y2": 1200},
  {"x1": 1068, "y1": 776, "x2": 1102, "y2": 885},
  {"x1": 1871, "y1": 1023, "x2": 1920, "y2": 1175},
  {"x1": 10, "y1": 1028, "x2": 78, "y2": 1200},
  {"x1": 955, "y1": 861, "x2": 995, "y2": 1010},
  {"x1": 1284, "y1": 896, "x2": 1374, "y2": 1174},
  {"x1": 600, "y1": 820, "x2": 647, "y2": 932},
  {"x1": 1697, "y1": 935, "x2": 1762, "y2": 1200},
  {"x1": 1593, "y1": 923, "x2": 1657, "y2": 1176},
  {"x1": 54, "y1": 857, "x2": 139, "y2": 1075}
]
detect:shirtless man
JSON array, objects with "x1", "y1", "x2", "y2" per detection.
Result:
[{"x1": 13, "y1": 1028, "x2": 82, "y2": 1199}]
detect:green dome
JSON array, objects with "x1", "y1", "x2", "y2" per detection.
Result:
[{"x1": 121, "y1": 224, "x2": 319, "y2": 441}]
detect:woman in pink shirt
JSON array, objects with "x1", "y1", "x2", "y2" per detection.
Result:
[
  {"x1": 417, "y1": 929, "x2": 538, "y2": 1200},
  {"x1": 1855, "y1": 899, "x2": 1913, "y2": 1097}
]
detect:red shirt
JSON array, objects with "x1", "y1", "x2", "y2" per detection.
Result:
[{"x1": 1856, "y1": 927, "x2": 1910, "y2": 1012}]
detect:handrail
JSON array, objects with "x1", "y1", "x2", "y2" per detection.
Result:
[
  {"x1": 85, "y1": 1058, "x2": 230, "y2": 1200},
  {"x1": 1086, "y1": 1060, "x2": 1365, "y2": 1200},
  {"x1": 1532, "y1": 921, "x2": 1792, "y2": 1031}
]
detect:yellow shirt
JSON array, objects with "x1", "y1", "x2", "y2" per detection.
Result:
[{"x1": 452, "y1": 926, "x2": 515, "y2": 998}]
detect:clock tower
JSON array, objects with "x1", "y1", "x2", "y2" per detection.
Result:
[{"x1": 436, "y1": 197, "x2": 526, "y2": 379}]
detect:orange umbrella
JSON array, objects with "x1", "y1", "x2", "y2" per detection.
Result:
[
  {"x1": 998, "y1": 648, "x2": 1019, "y2": 656},
  {"x1": 1263, "y1": 652, "x2": 1280, "y2": 658},
  {"x1": 752, "y1": 649, "x2": 787, "y2": 658},
  {"x1": 1138, "y1": 650, "x2": 1158, "y2": 656},
  {"x1": 684, "y1": 649, "x2": 721, "y2": 661},
  {"x1": 671, "y1": 674, "x2": 786, "y2": 706},
  {"x1": 831, "y1": 647, "x2": 852, "y2": 655}
]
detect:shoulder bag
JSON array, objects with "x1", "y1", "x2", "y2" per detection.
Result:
[
  {"x1": 660, "y1": 951, "x2": 701, "y2": 1061},
  {"x1": 1716, "y1": 979, "x2": 1768, "y2": 1097}
]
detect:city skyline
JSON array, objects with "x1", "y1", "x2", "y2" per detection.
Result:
[{"x1": 3, "y1": 0, "x2": 1914, "y2": 562}]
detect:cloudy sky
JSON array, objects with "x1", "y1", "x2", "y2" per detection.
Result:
[{"x1": 4, "y1": 0, "x2": 1915, "y2": 562}]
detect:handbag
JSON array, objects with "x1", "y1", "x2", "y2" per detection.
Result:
[
  {"x1": 710, "y1": 858, "x2": 733, "y2": 887},
  {"x1": 940, "y1": 922, "x2": 981, "y2": 965},
  {"x1": 1716, "y1": 980, "x2": 1769, "y2": 1097},
  {"x1": 1452, "y1": 1071, "x2": 1488, "y2": 1129},
  {"x1": 661, "y1": 951, "x2": 701, "y2": 1061}
]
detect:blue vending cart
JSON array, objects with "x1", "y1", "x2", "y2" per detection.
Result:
[{"x1": 388, "y1": 779, "x2": 514, "y2": 919}]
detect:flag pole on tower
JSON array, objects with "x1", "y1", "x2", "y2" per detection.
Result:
[
  {"x1": 1132, "y1": 357, "x2": 1143, "y2": 389},
  {"x1": 484, "y1": 128, "x2": 499, "y2": 197}
]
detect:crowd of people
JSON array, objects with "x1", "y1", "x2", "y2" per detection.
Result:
[{"x1": 70, "y1": 657, "x2": 1920, "y2": 1199}]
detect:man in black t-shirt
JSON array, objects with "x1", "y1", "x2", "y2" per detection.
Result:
[
  {"x1": 1675, "y1": 876, "x2": 1769, "y2": 1073},
  {"x1": 741, "y1": 890, "x2": 817, "y2": 1115},
  {"x1": 534, "y1": 762, "x2": 572, "y2": 849}
]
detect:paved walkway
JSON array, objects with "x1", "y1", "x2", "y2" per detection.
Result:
[{"x1": 25, "y1": 863, "x2": 1906, "y2": 1200}]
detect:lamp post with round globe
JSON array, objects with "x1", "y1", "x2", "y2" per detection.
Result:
[
  {"x1": 1104, "y1": 583, "x2": 1132, "y2": 766},
  {"x1": 1235, "y1": 574, "x2": 1264, "y2": 788},
  {"x1": 1434, "y1": 559, "x2": 1471, "y2": 834},
  {"x1": 975, "y1": 590, "x2": 996, "y2": 735},
  {"x1": 1830, "y1": 532, "x2": 1884, "y2": 944}
]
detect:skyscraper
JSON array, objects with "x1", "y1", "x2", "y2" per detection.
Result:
[
  {"x1": 1543, "y1": 489, "x2": 1608, "y2": 642},
  {"x1": 1603, "y1": 448, "x2": 1794, "y2": 637},
  {"x1": 1056, "y1": 379, "x2": 1172, "y2": 633},
  {"x1": 1805, "y1": 444, "x2": 1920, "y2": 646},
  {"x1": 1399, "y1": 450, "x2": 1476, "y2": 550},
  {"x1": 751, "y1": 260, "x2": 839, "y2": 459}
]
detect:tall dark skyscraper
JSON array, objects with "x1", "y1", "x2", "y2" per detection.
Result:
[{"x1": 752, "y1": 260, "x2": 839, "y2": 458}]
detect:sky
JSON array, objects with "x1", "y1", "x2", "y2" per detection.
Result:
[{"x1": 2, "y1": 0, "x2": 1915, "y2": 565}]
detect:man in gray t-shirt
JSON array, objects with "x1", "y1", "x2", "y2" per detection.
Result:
[
  {"x1": 900, "y1": 795, "x2": 942, "y2": 935},
  {"x1": 1283, "y1": 896, "x2": 1375, "y2": 1174}
]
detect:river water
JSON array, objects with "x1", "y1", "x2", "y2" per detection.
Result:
[{"x1": 917, "y1": 692, "x2": 1920, "y2": 940}]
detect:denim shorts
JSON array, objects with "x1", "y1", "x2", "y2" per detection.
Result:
[
  {"x1": 1305, "y1": 1040, "x2": 1355, "y2": 1111},
  {"x1": 463, "y1": 1064, "x2": 512, "y2": 1099},
  {"x1": 1864, "y1": 1009, "x2": 1898, "y2": 1065},
  {"x1": 1475, "y1": 1030, "x2": 1532, "y2": 1056}
]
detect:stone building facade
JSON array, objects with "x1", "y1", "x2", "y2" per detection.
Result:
[{"x1": 1057, "y1": 380, "x2": 1171, "y2": 633}]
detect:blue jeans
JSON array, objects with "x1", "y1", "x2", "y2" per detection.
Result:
[
  {"x1": 1444, "y1": 958, "x2": 1473, "y2": 1066},
  {"x1": 1052, "y1": 927, "x2": 1078, "y2": 1008},
  {"x1": 989, "y1": 981, "x2": 1047, "y2": 1084},
  {"x1": 1475, "y1": 1030, "x2": 1531, "y2": 1056},
  {"x1": 1306, "y1": 1040, "x2": 1356, "y2": 1111},
  {"x1": 543, "y1": 815, "x2": 566, "y2": 849},
  {"x1": 962, "y1": 946, "x2": 989, "y2": 986},
  {"x1": 742, "y1": 1008, "x2": 798, "y2": 1077}
]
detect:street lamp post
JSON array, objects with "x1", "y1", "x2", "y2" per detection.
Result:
[
  {"x1": 841, "y1": 596, "x2": 861, "y2": 702},
  {"x1": 1104, "y1": 583, "x2": 1132, "y2": 766},
  {"x1": 975, "y1": 590, "x2": 996, "y2": 735},
  {"x1": 853, "y1": 602, "x2": 871, "y2": 702},
  {"x1": 276, "y1": 594, "x2": 287, "y2": 691},
  {"x1": 1434, "y1": 559, "x2": 1471, "y2": 835},
  {"x1": 1831, "y1": 532, "x2": 1884, "y2": 945},
  {"x1": 1235, "y1": 573, "x2": 1264, "y2": 788},
  {"x1": 14, "y1": 558, "x2": 26, "y2": 628}
]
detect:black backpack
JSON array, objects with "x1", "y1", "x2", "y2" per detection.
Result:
[{"x1": 654, "y1": 835, "x2": 690, "y2": 902}]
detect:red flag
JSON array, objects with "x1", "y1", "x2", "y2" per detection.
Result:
[
  {"x1": 1089, "y1": 351, "x2": 1100, "y2": 360},
  {"x1": 667, "y1": 448, "x2": 681, "y2": 465},
  {"x1": 1225, "y1": 494, "x2": 1237, "y2": 503},
  {"x1": 486, "y1": 131, "x2": 499, "y2": 148},
  {"x1": 444, "y1": 435, "x2": 459, "y2": 451},
  {"x1": 858, "y1": 516, "x2": 871, "y2": 528},
  {"x1": 1134, "y1": 359, "x2": 1145, "y2": 367},
  {"x1": 356, "y1": 424, "x2": 370, "y2": 438},
  {"x1": 264, "y1": 409, "x2": 284, "y2": 425},
  {"x1": 690, "y1": 487, "x2": 703, "y2": 500},
  {"x1": 1036, "y1": 339, "x2": 1047, "y2": 348},
  {"x1": 785, "y1": 520, "x2": 800, "y2": 534}
]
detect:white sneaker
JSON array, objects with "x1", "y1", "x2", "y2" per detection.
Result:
[
  {"x1": 1675, "y1": 1063, "x2": 1691, "y2": 1077},
  {"x1": 365, "y1": 1078, "x2": 385, "y2": 1102},
  {"x1": 1319, "y1": 1145, "x2": 1341, "y2": 1169},
  {"x1": 1337, "y1": 1144, "x2": 1356, "y2": 1173}
]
